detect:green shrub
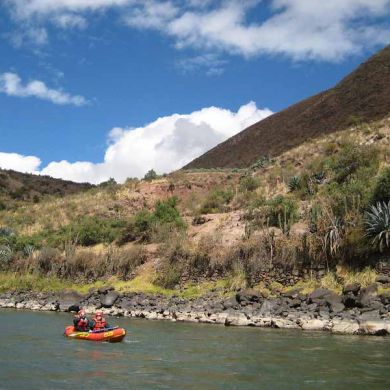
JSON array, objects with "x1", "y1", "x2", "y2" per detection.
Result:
[
  {"x1": 143, "y1": 169, "x2": 158, "y2": 181},
  {"x1": 326, "y1": 143, "x2": 379, "y2": 184},
  {"x1": 265, "y1": 195, "x2": 298, "y2": 229},
  {"x1": 75, "y1": 216, "x2": 126, "y2": 246},
  {"x1": 250, "y1": 156, "x2": 271, "y2": 170},
  {"x1": 153, "y1": 267, "x2": 181, "y2": 289},
  {"x1": 371, "y1": 167, "x2": 390, "y2": 205},
  {"x1": 200, "y1": 188, "x2": 234, "y2": 214},
  {"x1": 123, "y1": 197, "x2": 186, "y2": 243},
  {"x1": 239, "y1": 176, "x2": 260, "y2": 192}
]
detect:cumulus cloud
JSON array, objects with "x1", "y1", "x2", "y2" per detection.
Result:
[
  {"x1": 34, "y1": 102, "x2": 272, "y2": 183},
  {"x1": 0, "y1": 72, "x2": 88, "y2": 106},
  {"x1": 4, "y1": 0, "x2": 390, "y2": 60},
  {"x1": 0, "y1": 152, "x2": 41, "y2": 173}
]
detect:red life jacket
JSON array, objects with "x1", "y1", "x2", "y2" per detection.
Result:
[
  {"x1": 93, "y1": 317, "x2": 107, "y2": 330},
  {"x1": 77, "y1": 317, "x2": 89, "y2": 331}
]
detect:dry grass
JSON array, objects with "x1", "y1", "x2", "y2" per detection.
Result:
[{"x1": 338, "y1": 266, "x2": 378, "y2": 287}]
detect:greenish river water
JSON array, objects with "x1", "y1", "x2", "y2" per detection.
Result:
[{"x1": 0, "y1": 310, "x2": 389, "y2": 389}]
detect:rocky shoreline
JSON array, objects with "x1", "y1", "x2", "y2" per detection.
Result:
[{"x1": 1, "y1": 277, "x2": 390, "y2": 336}]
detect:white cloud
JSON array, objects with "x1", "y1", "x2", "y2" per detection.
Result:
[
  {"x1": 8, "y1": 0, "x2": 132, "y2": 18},
  {"x1": 0, "y1": 152, "x2": 41, "y2": 174},
  {"x1": 0, "y1": 72, "x2": 88, "y2": 106},
  {"x1": 5, "y1": 0, "x2": 390, "y2": 60},
  {"x1": 176, "y1": 53, "x2": 226, "y2": 76},
  {"x1": 37, "y1": 102, "x2": 272, "y2": 183},
  {"x1": 53, "y1": 13, "x2": 88, "y2": 29},
  {"x1": 126, "y1": 0, "x2": 390, "y2": 61}
]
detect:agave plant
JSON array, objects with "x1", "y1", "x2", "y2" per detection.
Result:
[
  {"x1": 365, "y1": 201, "x2": 390, "y2": 252},
  {"x1": 0, "y1": 244, "x2": 12, "y2": 268},
  {"x1": 288, "y1": 175, "x2": 301, "y2": 192}
]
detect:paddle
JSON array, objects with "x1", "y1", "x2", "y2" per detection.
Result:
[{"x1": 90, "y1": 326, "x2": 119, "y2": 334}]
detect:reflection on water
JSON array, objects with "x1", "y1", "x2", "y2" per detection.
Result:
[{"x1": 0, "y1": 310, "x2": 389, "y2": 390}]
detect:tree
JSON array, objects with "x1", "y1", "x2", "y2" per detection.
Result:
[{"x1": 144, "y1": 169, "x2": 158, "y2": 181}]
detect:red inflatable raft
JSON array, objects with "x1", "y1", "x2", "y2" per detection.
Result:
[{"x1": 64, "y1": 326, "x2": 126, "y2": 342}]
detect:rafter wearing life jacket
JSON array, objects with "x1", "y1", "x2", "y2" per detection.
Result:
[
  {"x1": 92, "y1": 311, "x2": 108, "y2": 330},
  {"x1": 73, "y1": 309, "x2": 90, "y2": 332}
]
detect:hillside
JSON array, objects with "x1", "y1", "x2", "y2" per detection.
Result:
[
  {"x1": 0, "y1": 168, "x2": 93, "y2": 206},
  {"x1": 184, "y1": 44, "x2": 390, "y2": 169},
  {"x1": 1, "y1": 115, "x2": 390, "y2": 299}
]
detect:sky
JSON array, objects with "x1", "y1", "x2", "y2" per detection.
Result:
[{"x1": 0, "y1": 0, "x2": 389, "y2": 184}]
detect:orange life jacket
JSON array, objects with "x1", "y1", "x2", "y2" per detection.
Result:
[{"x1": 93, "y1": 317, "x2": 107, "y2": 330}]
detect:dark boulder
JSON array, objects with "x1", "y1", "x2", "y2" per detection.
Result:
[
  {"x1": 100, "y1": 291, "x2": 119, "y2": 308},
  {"x1": 325, "y1": 293, "x2": 342, "y2": 305},
  {"x1": 309, "y1": 288, "x2": 332, "y2": 301},
  {"x1": 342, "y1": 283, "x2": 361, "y2": 295},
  {"x1": 342, "y1": 293, "x2": 358, "y2": 308},
  {"x1": 289, "y1": 298, "x2": 301, "y2": 308},
  {"x1": 258, "y1": 300, "x2": 278, "y2": 316},
  {"x1": 379, "y1": 290, "x2": 390, "y2": 305},
  {"x1": 282, "y1": 289, "x2": 301, "y2": 299},
  {"x1": 222, "y1": 296, "x2": 239, "y2": 310},
  {"x1": 375, "y1": 275, "x2": 390, "y2": 284},
  {"x1": 329, "y1": 302, "x2": 345, "y2": 313},
  {"x1": 357, "y1": 284, "x2": 378, "y2": 308},
  {"x1": 98, "y1": 285, "x2": 115, "y2": 294},
  {"x1": 236, "y1": 289, "x2": 262, "y2": 303},
  {"x1": 57, "y1": 291, "x2": 85, "y2": 312}
]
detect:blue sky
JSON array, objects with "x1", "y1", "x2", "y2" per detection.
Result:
[{"x1": 0, "y1": 0, "x2": 389, "y2": 183}]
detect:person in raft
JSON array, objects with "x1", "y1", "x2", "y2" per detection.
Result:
[
  {"x1": 73, "y1": 309, "x2": 93, "y2": 331},
  {"x1": 91, "y1": 310, "x2": 110, "y2": 331}
]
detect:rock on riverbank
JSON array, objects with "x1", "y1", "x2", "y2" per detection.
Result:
[{"x1": 1, "y1": 280, "x2": 390, "y2": 336}]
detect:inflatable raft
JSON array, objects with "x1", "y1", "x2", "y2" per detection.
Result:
[{"x1": 64, "y1": 326, "x2": 126, "y2": 342}]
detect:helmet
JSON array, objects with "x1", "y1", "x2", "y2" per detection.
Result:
[{"x1": 95, "y1": 311, "x2": 103, "y2": 318}]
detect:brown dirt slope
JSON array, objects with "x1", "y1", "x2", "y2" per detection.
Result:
[{"x1": 184, "y1": 44, "x2": 390, "y2": 169}]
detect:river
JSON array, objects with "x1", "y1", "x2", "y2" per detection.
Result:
[{"x1": 0, "y1": 310, "x2": 389, "y2": 389}]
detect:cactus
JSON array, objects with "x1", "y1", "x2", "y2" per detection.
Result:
[{"x1": 365, "y1": 201, "x2": 390, "y2": 252}]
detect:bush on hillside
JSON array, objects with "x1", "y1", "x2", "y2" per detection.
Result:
[
  {"x1": 143, "y1": 169, "x2": 158, "y2": 181},
  {"x1": 326, "y1": 143, "x2": 379, "y2": 184},
  {"x1": 264, "y1": 195, "x2": 298, "y2": 230},
  {"x1": 121, "y1": 197, "x2": 186, "y2": 243},
  {"x1": 239, "y1": 176, "x2": 260, "y2": 192},
  {"x1": 200, "y1": 188, "x2": 234, "y2": 214},
  {"x1": 371, "y1": 167, "x2": 390, "y2": 205}
]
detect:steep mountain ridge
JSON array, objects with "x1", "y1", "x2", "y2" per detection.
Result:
[{"x1": 184, "y1": 44, "x2": 390, "y2": 169}]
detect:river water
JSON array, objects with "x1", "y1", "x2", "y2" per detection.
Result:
[{"x1": 0, "y1": 310, "x2": 389, "y2": 389}]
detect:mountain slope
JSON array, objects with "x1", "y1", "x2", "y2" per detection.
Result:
[
  {"x1": 184, "y1": 44, "x2": 390, "y2": 169},
  {"x1": 0, "y1": 168, "x2": 93, "y2": 204}
]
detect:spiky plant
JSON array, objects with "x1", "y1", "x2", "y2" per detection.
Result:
[
  {"x1": 0, "y1": 244, "x2": 12, "y2": 269},
  {"x1": 288, "y1": 175, "x2": 301, "y2": 192},
  {"x1": 365, "y1": 201, "x2": 390, "y2": 252},
  {"x1": 323, "y1": 216, "x2": 343, "y2": 257}
]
